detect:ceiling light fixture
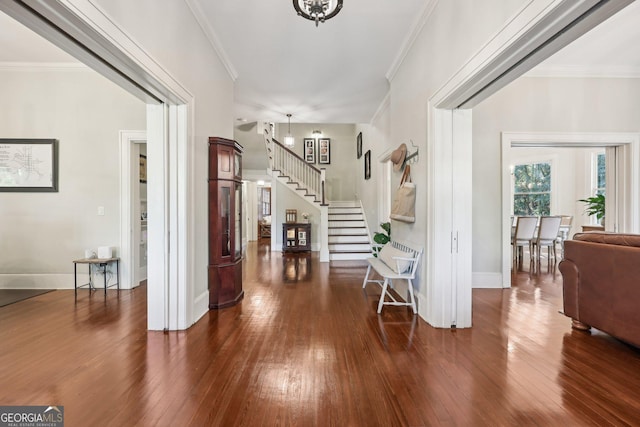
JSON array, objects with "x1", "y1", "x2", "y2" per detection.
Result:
[
  {"x1": 293, "y1": 0, "x2": 343, "y2": 27},
  {"x1": 284, "y1": 114, "x2": 295, "y2": 147}
]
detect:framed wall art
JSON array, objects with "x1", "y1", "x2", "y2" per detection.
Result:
[
  {"x1": 364, "y1": 150, "x2": 371, "y2": 180},
  {"x1": 357, "y1": 132, "x2": 362, "y2": 159},
  {"x1": 303, "y1": 138, "x2": 316, "y2": 163},
  {"x1": 0, "y1": 138, "x2": 59, "y2": 192},
  {"x1": 318, "y1": 138, "x2": 331, "y2": 164}
]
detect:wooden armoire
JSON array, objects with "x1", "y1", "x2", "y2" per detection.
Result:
[{"x1": 208, "y1": 137, "x2": 244, "y2": 309}]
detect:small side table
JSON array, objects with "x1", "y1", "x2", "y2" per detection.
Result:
[{"x1": 73, "y1": 257, "x2": 120, "y2": 296}]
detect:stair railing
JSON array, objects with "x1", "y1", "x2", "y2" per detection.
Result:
[{"x1": 263, "y1": 130, "x2": 326, "y2": 204}]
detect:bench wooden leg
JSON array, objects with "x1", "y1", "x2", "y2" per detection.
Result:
[
  {"x1": 377, "y1": 278, "x2": 389, "y2": 314},
  {"x1": 362, "y1": 264, "x2": 372, "y2": 289},
  {"x1": 407, "y1": 278, "x2": 417, "y2": 314}
]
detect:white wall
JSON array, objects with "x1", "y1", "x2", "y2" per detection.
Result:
[
  {"x1": 274, "y1": 181, "x2": 321, "y2": 251},
  {"x1": 388, "y1": 0, "x2": 528, "y2": 250},
  {"x1": 234, "y1": 121, "x2": 269, "y2": 171},
  {"x1": 473, "y1": 76, "x2": 640, "y2": 277},
  {"x1": 356, "y1": 95, "x2": 392, "y2": 237},
  {"x1": 0, "y1": 68, "x2": 145, "y2": 288},
  {"x1": 276, "y1": 123, "x2": 357, "y2": 201},
  {"x1": 90, "y1": 0, "x2": 235, "y2": 309},
  {"x1": 350, "y1": 0, "x2": 529, "y2": 314}
]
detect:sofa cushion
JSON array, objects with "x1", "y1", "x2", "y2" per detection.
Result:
[{"x1": 573, "y1": 232, "x2": 640, "y2": 247}]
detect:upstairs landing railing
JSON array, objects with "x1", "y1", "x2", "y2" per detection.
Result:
[{"x1": 263, "y1": 130, "x2": 326, "y2": 205}]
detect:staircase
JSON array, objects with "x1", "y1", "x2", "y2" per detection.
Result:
[
  {"x1": 263, "y1": 130, "x2": 371, "y2": 262},
  {"x1": 328, "y1": 202, "x2": 372, "y2": 261}
]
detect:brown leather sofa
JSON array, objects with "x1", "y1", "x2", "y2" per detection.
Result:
[{"x1": 559, "y1": 232, "x2": 640, "y2": 348}]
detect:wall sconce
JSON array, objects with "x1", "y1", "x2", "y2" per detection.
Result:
[{"x1": 312, "y1": 129, "x2": 322, "y2": 137}]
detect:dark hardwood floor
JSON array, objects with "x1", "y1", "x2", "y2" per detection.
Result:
[{"x1": 1, "y1": 243, "x2": 639, "y2": 426}]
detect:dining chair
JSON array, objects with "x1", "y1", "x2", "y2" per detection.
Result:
[
  {"x1": 557, "y1": 215, "x2": 573, "y2": 257},
  {"x1": 512, "y1": 216, "x2": 538, "y2": 264},
  {"x1": 534, "y1": 216, "x2": 563, "y2": 263}
]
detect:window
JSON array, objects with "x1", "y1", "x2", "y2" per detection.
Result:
[
  {"x1": 259, "y1": 187, "x2": 271, "y2": 217},
  {"x1": 513, "y1": 162, "x2": 551, "y2": 216}
]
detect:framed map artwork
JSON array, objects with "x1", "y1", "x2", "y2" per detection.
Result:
[{"x1": 0, "y1": 139, "x2": 58, "y2": 192}]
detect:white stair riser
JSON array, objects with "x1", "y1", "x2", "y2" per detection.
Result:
[
  {"x1": 329, "y1": 235, "x2": 370, "y2": 244},
  {"x1": 329, "y1": 227, "x2": 367, "y2": 236},
  {"x1": 329, "y1": 214, "x2": 363, "y2": 221},
  {"x1": 328, "y1": 202, "x2": 359, "y2": 208},
  {"x1": 329, "y1": 243, "x2": 371, "y2": 251},
  {"x1": 328, "y1": 208, "x2": 361, "y2": 214},
  {"x1": 330, "y1": 252, "x2": 371, "y2": 261},
  {"x1": 329, "y1": 220, "x2": 365, "y2": 228}
]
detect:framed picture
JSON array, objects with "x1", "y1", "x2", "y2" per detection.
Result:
[
  {"x1": 357, "y1": 132, "x2": 362, "y2": 159},
  {"x1": 303, "y1": 138, "x2": 316, "y2": 163},
  {"x1": 139, "y1": 154, "x2": 147, "y2": 183},
  {"x1": 318, "y1": 138, "x2": 331, "y2": 164},
  {"x1": 364, "y1": 150, "x2": 371, "y2": 180},
  {"x1": 0, "y1": 139, "x2": 59, "y2": 192}
]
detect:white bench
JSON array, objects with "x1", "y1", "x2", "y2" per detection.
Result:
[{"x1": 362, "y1": 240, "x2": 423, "y2": 314}]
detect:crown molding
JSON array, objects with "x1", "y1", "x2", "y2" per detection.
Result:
[
  {"x1": 385, "y1": 0, "x2": 439, "y2": 83},
  {"x1": 524, "y1": 64, "x2": 640, "y2": 79},
  {"x1": 370, "y1": 91, "x2": 390, "y2": 126},
  {"x1": 185, "y1": 0, "x2": 238, "y2": 82},
  {"x1": 0, "y1": 62, "x2": 88, "y2": 71}
]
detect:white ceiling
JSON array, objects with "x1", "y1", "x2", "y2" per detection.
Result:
[
  {"x1": 2, "y1": 1, "x2": 640, "y2": 123},
  {"x1": 189, "y1": 0, "x2": 428, "y2": 124}
]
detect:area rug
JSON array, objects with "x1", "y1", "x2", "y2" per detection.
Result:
[{"x1": 0, "y1": 289, "x2": 55, "y2": 307}]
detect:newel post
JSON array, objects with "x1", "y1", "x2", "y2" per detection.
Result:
[{"x1": 319, "y1": 168, "x2": 329, "y2": 262}]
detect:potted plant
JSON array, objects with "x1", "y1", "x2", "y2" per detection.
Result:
[
  {"x1": 372, "y1": 222, "x2": 391, "y2": 257},
  {"x1": 579, "y1": 193, "x2": 605, "y2": 225}
]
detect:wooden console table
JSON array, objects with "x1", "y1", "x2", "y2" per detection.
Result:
[{"x1": 73, "y1": 257, "x2": 120, "y2": 296}]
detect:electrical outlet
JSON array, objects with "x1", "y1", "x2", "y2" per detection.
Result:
[{"x1": 98, "y1": 206, "x2": 105, "y2": 216}]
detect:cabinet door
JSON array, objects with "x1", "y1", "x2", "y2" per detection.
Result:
[
  {"x1": 234, "y1": 181, "x2": 242, "y2": 260},
  {"x1": 209, "y1": 181, "x2": 233, "y2": 263},
  {"x1": 209, "y1": 143, "x2": 235, "y2": 180}
]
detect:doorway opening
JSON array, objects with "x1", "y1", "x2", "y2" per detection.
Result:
[{"x1": 501, "y1": 132, "x2": 640, "y2": 286}]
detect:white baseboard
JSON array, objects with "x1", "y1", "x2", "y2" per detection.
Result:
[
  {"x1": 192, "y1": 290, "x2": 209, "y2": 326},
  {"x1": 472, "y1": 272, "x2": 504, "y2": 288},
  {"x1": 0, "y1": 273, "x2": 75, "y2": 289}
]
